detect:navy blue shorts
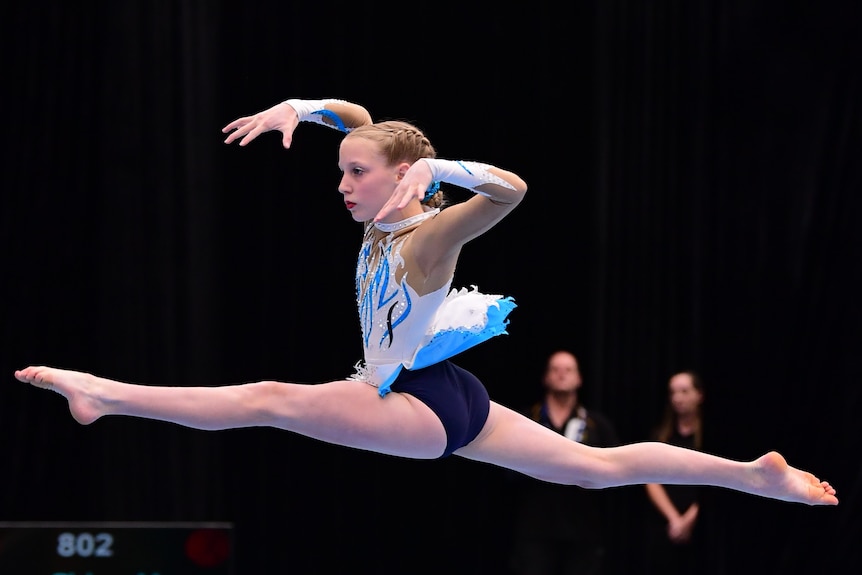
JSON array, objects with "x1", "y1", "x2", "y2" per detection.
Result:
[{"x1": 390, "y1": 360, "x2": 490, "y2": 458}]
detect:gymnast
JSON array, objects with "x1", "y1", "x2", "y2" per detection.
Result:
[{"x1": 14, "y1": 97, "x2": 837, "y2": 507}]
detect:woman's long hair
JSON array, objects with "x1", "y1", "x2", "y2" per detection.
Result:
[{"x1": 653, "y1": 370, "x2": 705, "y2": 450}]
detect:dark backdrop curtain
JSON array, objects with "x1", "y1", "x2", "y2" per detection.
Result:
[{"x1": 2, "y1": 2, "x2": 859, "y2": 574}]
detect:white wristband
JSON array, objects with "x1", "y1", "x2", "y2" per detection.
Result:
[
  {"x1": 283, "y1": 98, "x2": 350, "y2": 132},
  {"x1": 420, "y1": 159, "x2": 515, "y2": 197}
]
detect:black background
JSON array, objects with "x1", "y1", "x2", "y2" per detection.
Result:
[{"x1": 2, "y1": 2, "x2": 860, "y2": 574}]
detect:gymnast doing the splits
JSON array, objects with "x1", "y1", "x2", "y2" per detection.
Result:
[{"x1": 15, "y1": 97, "x2": 838, "y2": 508}]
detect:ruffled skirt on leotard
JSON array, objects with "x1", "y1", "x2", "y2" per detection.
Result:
[{"x1": 349, "y1": 286, "x2": 516, "y2": 396}]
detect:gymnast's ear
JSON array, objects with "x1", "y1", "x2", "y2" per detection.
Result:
[{"x1": 396, "y1": 162, "x2": 412, "y2": 180}]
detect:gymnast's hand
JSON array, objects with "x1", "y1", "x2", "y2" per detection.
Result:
[
  {"x1": 222, "y1": 101, "x2": 300, "y2": 148},
  {"x1": 375, "y1": 159, "x2": 435, "y2": 222}
]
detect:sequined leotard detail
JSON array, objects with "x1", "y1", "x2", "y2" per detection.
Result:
[{"x1": 349, "y1": 213, "x2": 516, "y2": 397}]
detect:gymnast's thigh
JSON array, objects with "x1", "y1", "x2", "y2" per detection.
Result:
[{"x1": 268, "y1": 378, "x2": 447, "y2": 459}]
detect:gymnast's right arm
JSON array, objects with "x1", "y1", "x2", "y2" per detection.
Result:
[{"x1": 222, "y1": 98, "x2": 373, "y2": 148}]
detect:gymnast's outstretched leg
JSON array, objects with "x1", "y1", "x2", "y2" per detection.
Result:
[
  {"x1": 454, "y1": 402, "x2": 838, "y2": 506},
  {"x1": 14, "y1": 365, "x2": 447, "y2": 459}
]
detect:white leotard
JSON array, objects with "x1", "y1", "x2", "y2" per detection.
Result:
[{"x1": 349, "y1": 212, "x2": 515, "y2": 396}]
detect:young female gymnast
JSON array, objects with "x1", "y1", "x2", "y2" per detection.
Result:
[{"x1": 14, "y1": 97, "x2": 837, "y2": 506}]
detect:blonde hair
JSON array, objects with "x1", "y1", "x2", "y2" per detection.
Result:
[{"x1": 346, "y1": 121, "x2": 445, "y2": 208}]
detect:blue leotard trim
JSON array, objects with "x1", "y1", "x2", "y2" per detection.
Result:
[{"x1": 310, "y1": 109, "x2": 349, "y2": 133}]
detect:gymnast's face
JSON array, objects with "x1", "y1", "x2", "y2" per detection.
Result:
[{"x1": 338, "y1": 137, "x2": 402, "y2": 223}]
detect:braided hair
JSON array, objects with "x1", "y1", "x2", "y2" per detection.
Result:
[{"x1": 345, "y1": 121, "x2": 445, "y2": 208}]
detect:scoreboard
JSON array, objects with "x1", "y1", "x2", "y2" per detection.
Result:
[{"x1": 0, "y1": 522, "x2": 234, "y2": 574}]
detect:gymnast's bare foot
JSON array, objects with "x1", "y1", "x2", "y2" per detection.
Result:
[
  {"x1": 14, "y1": 366, "x2": 108, "y2": 425},
  {"x1": 751, "y1": 451, "x2": 838, "y2": 505}
]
